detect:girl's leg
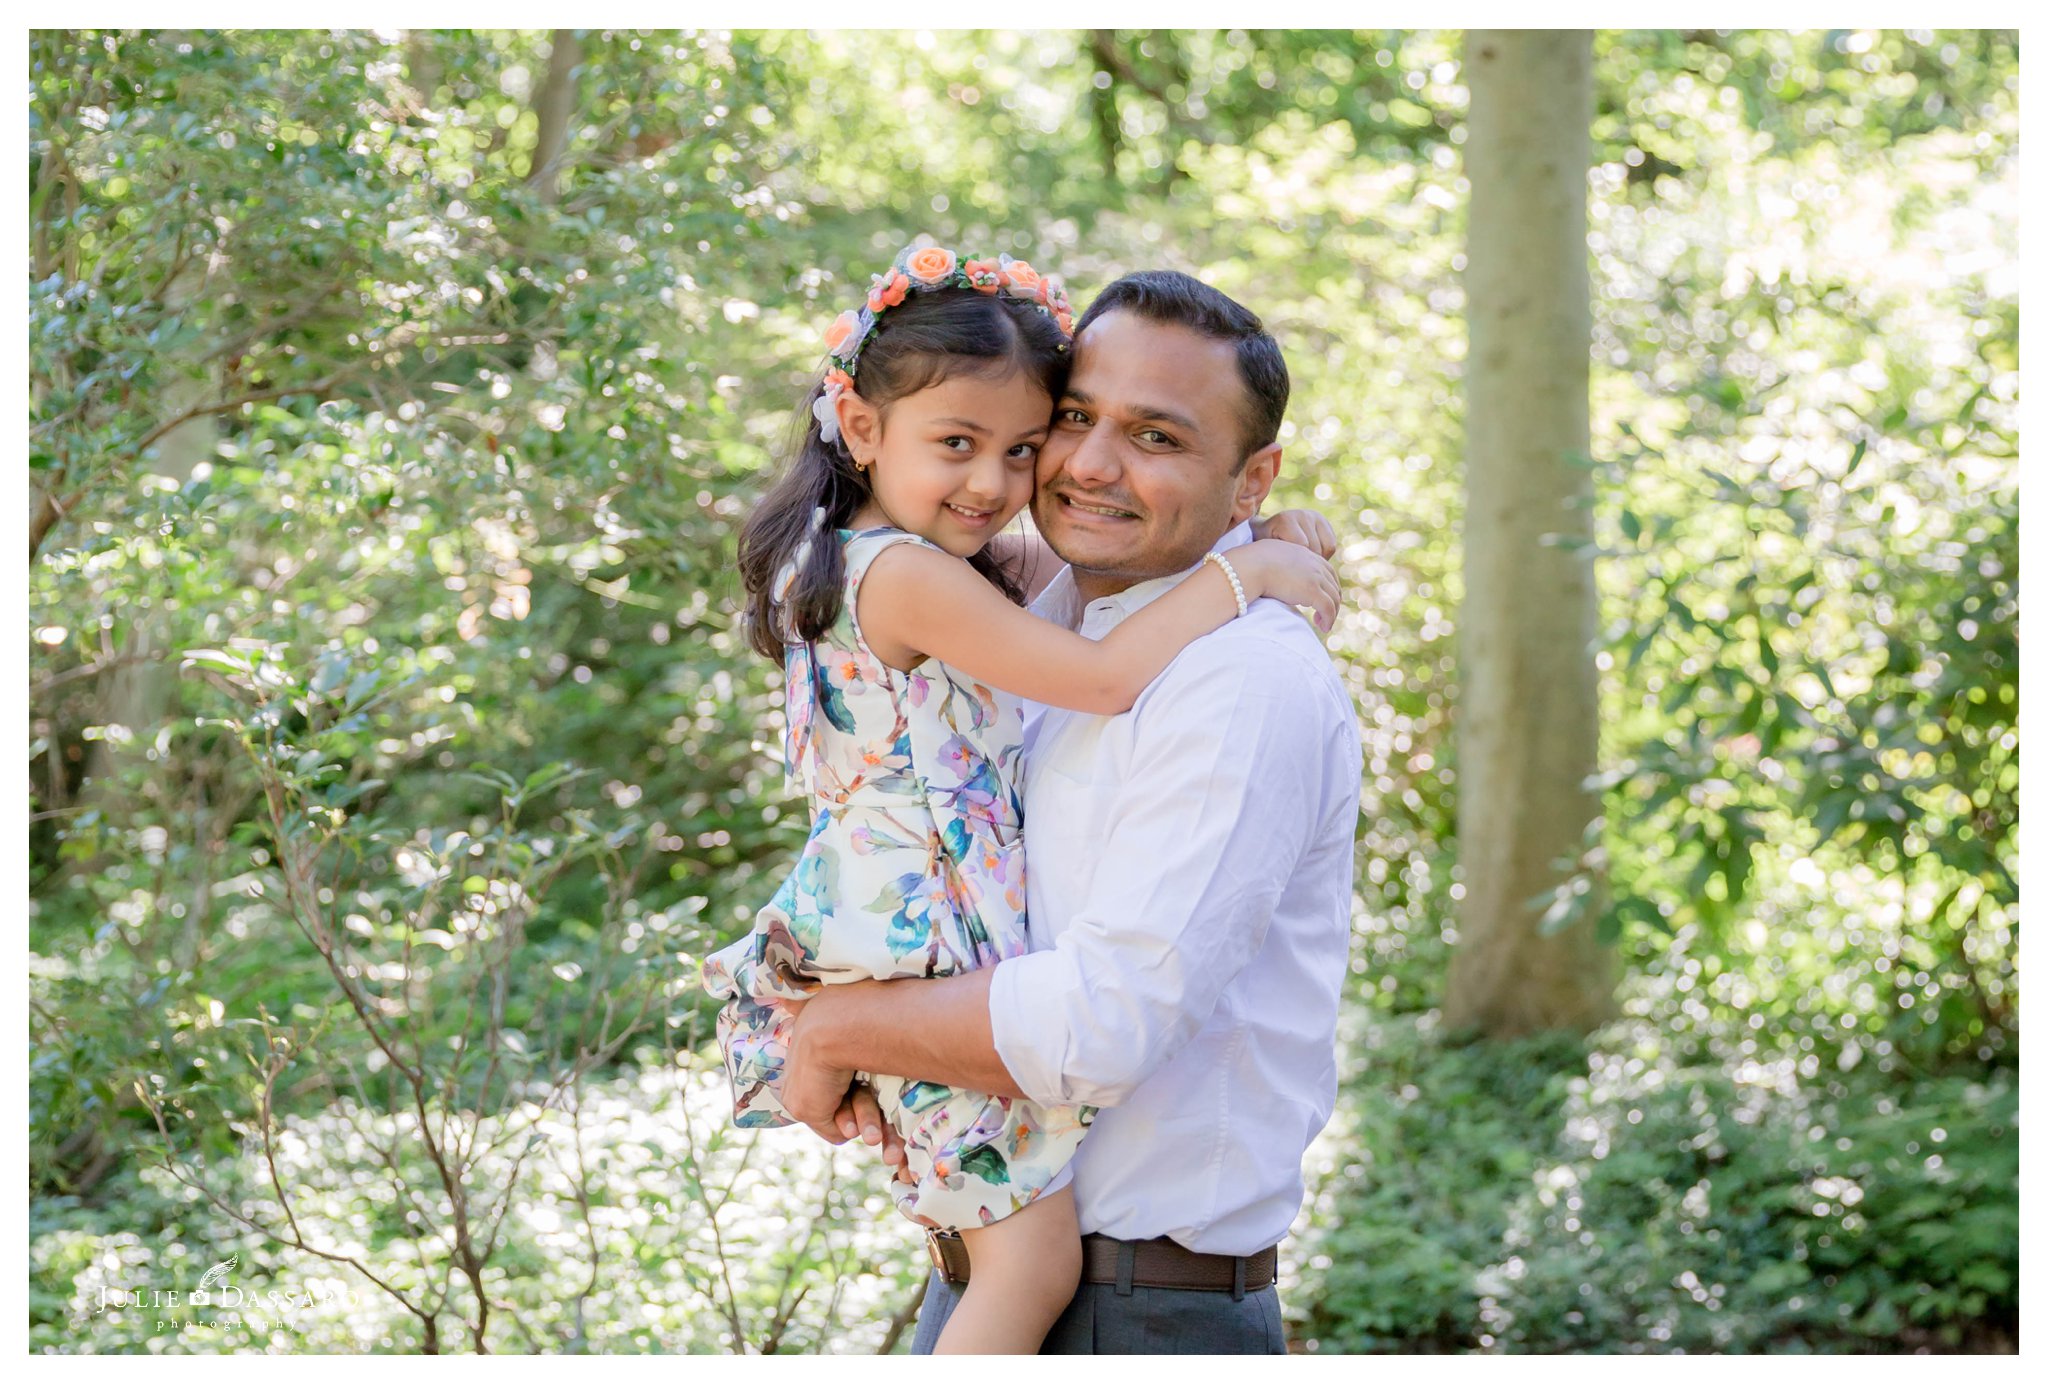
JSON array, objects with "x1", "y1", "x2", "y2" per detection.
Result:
[{"x1": 930, "y1": 1185, "x2": 1083, "y2": 1355}]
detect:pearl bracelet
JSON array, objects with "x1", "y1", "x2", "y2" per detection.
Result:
[{"x1": 1202, "y1": 550, "x2": 1248, "y2": 618}]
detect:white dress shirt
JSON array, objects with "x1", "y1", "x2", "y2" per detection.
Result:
[{"x1": 988, "y1": 522, "x2": 1363, "y2": 1255}]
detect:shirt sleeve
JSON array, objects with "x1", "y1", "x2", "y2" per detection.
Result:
[{"x1": 988, "y1": 632, "x2": 1336, "y2": 1107}]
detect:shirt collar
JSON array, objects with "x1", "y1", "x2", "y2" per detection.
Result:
[{"x1": 1032, "y1": 521, "x2": 1256, "y2": 638}]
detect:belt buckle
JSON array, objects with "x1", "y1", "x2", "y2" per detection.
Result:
[{"x1": 927, "y1": 1230, "x2": 961, "y2": 1283}]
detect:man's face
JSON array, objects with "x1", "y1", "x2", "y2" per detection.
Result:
[{"x1": 1032, "y1": 310, "x2": 1279, "y2": 595}]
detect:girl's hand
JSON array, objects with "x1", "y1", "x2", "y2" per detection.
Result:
[
  {"x1": 1251, "y1": 508, "x2": 1338, "y2": 560},
  {"x1": 1231, "y1": 539, "x2": 1341, "y2": 635}
]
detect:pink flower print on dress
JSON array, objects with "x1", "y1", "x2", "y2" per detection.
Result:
[
  {"x1": 936, "y1": 736, "x2": 1004, "y2": 821},
  {"x1": 935, "y1": 734, "x2": 979, "y2": 775}
]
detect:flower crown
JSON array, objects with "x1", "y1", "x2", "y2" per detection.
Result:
[{"x1": 813, "y1": 243, "x2": 1075, "y2": 443}]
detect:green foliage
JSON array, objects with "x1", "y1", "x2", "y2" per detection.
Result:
[
  {"x1": 29, "y1": 24, "x2": 807, "y2": 1194},
  {"x1": 1592, "y1": 29, "x2": 2020, "y2": 170},
  {"x1": 29, "y1": 1052, "x2": 927, "y2": 1353},
  {"x1": 1574, "y1": 108, "x2": 2018, "y2": 1068},
  {"x1": 1295, "y1": 1013, "x2": 2017, "y2": 1353}
]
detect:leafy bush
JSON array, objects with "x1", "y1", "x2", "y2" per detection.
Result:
[{"x1": 1294, "y1": 1011, "x2": 2017, "y2": 1354}]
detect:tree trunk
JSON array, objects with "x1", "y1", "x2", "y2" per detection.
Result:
[
  {"x1": 1087, "y1": 32, "x2": 1124, "y2": 180},
  {"x1": 527, "y1": 29, "x2": 581, "y2": 203},
  {"x1": 403, "y1": 30, "x2": 442, "y2": 116},
  {"x1": 1444, "y1": 29, "x2": 1614, "y2": 1036},
  {"x1": 79, "y1": 256, "x2": 218, "y2": 801}
]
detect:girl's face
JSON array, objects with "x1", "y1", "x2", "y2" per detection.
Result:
[{"x1": 840, "y1": 371, "x2": 1051, "y2": 558}]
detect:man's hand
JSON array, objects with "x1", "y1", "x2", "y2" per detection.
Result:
[
  {"x1": 778, "y1": 970, "x2": 1015, "y2": 1185},
  {"x1": 1252, "y1": 507, "x2": 1338, "y2": 560},
  {"x1": 827, "y1": 1084, "x2": 912, "y2": 1181},
  {"x1": 786, "y1": 994, "x2": 915, "y2": 1182},
  {"x1": 781, "y1": 992, "x2": 859, "y2": 1137}
]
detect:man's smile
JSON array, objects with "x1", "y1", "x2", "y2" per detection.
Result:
[{"x1": 1051, "y1": 491, "x2": 1142, "y2": 521}]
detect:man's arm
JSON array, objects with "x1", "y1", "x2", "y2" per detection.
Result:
[
  {"x1": 781, "y1": 968, "x2": 1022, "y2": 1136},
  {"x1": 785, "y1": 632, "x2": 1339, "y2": 1124},
  {"x1": 985, "y1": 637, "x2": 1332, "y2": 1107}
]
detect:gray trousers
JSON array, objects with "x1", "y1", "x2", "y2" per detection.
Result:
[{"x1": 908, "y1": 1267, "x2": 1288, "y2": 1354}]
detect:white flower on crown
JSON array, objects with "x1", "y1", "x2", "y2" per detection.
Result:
[{"x1": 813, "y1": 367, "x2": 854, "y2": 444}]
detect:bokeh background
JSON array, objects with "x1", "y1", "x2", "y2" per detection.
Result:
[{"x1": 28, "y1": 29, "x2": 2017, "y2": 1353}]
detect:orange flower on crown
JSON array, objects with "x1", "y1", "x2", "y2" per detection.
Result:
[
  {"x1": 963, "y1": 259, "x2": 1003, "y2": 293},
  {"x1": 823, "y1": 310, "x2": 860, "y2": 356},
  {"x1": 904, "y1": 246, "x2": 958, "y2": 284},
  {"x1": 1002, "y1": 259, "x2": 1041, "y2": 293},
  {"x1": 867, "y1": 271, "x2": 911, "y2": 313}
]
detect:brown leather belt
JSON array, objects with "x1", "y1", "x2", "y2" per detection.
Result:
[{"x1": 928, "y1": 1230, "x2": 1278, "y2": 1299}]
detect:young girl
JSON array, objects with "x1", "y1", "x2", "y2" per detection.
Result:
[{"x1": 700, "y1": 244, "x2": 1338, "y2": 1354}]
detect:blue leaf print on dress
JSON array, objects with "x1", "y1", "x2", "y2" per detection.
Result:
[
  {"x1": 957, "y1": 1144, "x2": 1012, "y2": 1186},
  {"x1": 869, "y1": 872, "x2": 942, "y2": 959},
  {"x1": 787, "y1": 847, "x2": 836, "y2": 951},
  {"x1": 817, "y1": 671, "x2": 858, "y2": 734},
  {"x1": 898, "y1": 1080, "x2": 953, "y2": 1114}
]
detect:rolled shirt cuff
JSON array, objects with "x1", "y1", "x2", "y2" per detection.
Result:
[{"x1": 989, "y1": 954, "x2": 1074, "y2": 1108}]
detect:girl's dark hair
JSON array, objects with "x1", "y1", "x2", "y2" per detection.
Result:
[{"x1": 738, "y1": 286, "x2": 1071, "y2": 661}]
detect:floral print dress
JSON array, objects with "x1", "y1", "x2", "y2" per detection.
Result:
[{"x1": 701, "y1": 527, "x2": 1090, "y2": 1231}]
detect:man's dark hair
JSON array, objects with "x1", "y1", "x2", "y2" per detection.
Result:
[{"x1": 1071, "y1": 270, "x2": 1289, "y2": 469}]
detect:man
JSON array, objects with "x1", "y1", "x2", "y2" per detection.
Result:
[{"x1": 778, "y1": 270, "x2": 1363, "y2": 1354}]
